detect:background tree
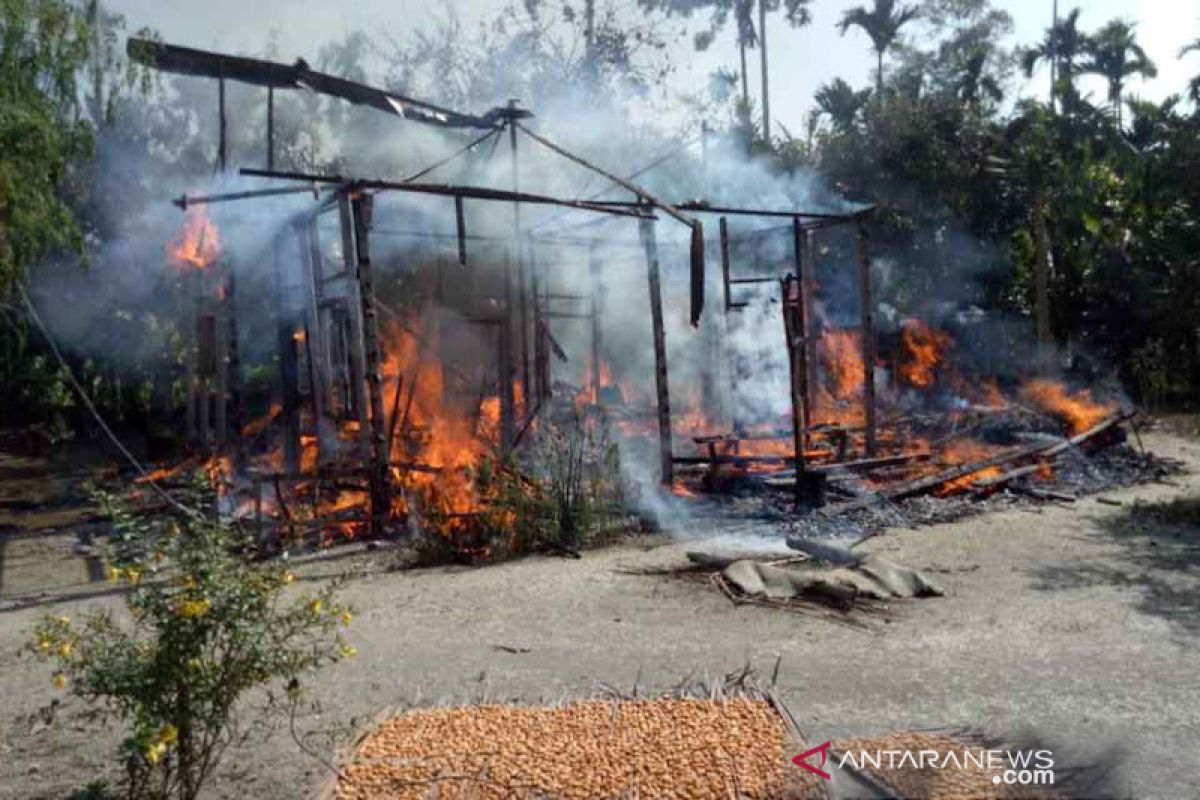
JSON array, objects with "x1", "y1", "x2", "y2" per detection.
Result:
[
  {"x1": 636, "y1": 0, "x2": 811, "y2": 140},
  {"x1": 837, "y1": 0, "x2": 921, "y2": 104},
  {"x1": 1081, "y1": 20, "x2": 1156, "y2": 126},
  {"x1": 1020, "y1": 7, "x2": 1086, "y2": 114},
  {"x1": 0, "y1": 0, "x2": 95, "y2": 293},
  {"x1": 814, "y1": 78, "x2": 872, "y2": 133}
]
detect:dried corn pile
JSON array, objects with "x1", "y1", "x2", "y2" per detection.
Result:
[
  {"x1": 332, "y1": 697, "x2": 824, "y2": 799},
  {"x1": 833, "y1": 732, "x2": 1058, "y2": 800}
]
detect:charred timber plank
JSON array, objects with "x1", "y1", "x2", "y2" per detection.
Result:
[
  {"x1": 821, "y1": 414, "x2": 1128, "y2": 515},
  {"x1": 809, "y1": 452, "x2": 932, "y2": 473}
]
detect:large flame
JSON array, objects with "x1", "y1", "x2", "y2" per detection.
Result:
[
  {"x1": 899, "y1": 319, "x2": 953, "y2": 389},
  {"x1": 168, "y1": 205, "x2": 221, "y2": 271},
  {"x1": 1020, "y1": 378, "x2": 1118, "y2": 435}
]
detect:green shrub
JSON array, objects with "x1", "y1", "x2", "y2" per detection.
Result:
[{"x1": 30, "y1": 495, "x2": 355, "y2": 799}]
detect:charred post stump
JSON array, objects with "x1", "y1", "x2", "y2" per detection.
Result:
[
  {"x1": 350, "y1": 192, "x2": 390, "y2": 538},
  {"x1": 639, "y1": 214, "x2": 673, "y2": 486}
]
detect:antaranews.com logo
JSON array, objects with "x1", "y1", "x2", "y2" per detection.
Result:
[{"x1": 793, "y1": 741, "x2": 1055, "y2": 787}]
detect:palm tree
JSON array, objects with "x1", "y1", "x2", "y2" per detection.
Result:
[
  {"x1": 814, "y1": 78, "x2": 872, "y2": 132},
  {"x1": 1178, "y1": 36, "x2": 1200, "y2": 103},
  {"x1": 1080, "y1": 20, "x2": 1157, "y2": 126},
  {"x1": 837, "y1": 0, "x2": 921, "y2": 104},
  {"x1": 1020, "y1": 7, "x2": 1087, "y2": 114},
  {"x1": 951, "y1": 45, "x2": 1003, "y2": 109},
  {"x1": 638, "y1": 1, "x2": 810, "y2": 141}
]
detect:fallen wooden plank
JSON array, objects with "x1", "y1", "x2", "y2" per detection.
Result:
[{"x1": 819, "y1": 413, "x2": 1129, "y2": 516}]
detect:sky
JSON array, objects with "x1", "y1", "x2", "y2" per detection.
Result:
[{"x1": 108, "y1": 0, "x2": 1199, "y2": 136}]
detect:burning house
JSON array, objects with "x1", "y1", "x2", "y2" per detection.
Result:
[{"x1": 123, "y1": 37, "x2": 1151, "y2": 561}]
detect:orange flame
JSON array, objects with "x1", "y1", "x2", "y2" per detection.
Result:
[
  {"x1": 899, "y1": 319, "x2": 953, "y2": 389},
  {"x1": 168, "y1": 205, "x2": 221, "y2": 271},
  {"x1": 1020, "y1": 379, "x2": 1118, "y2": 435}
]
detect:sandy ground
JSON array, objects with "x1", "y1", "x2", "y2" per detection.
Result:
[{"x1": 1, "y1": 428, "x2": 1198, "y2": 799}]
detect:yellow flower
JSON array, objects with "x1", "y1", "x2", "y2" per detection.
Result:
[
  {"x1": 57, "y1": 641, "x2": 71, "y2": 658},
  {"x1": 125, "y1": 568, "x2": 141, "y2": 585},
  {"x1": 145, "y1": 742, "x2": 167, "y2": 764},
  {"x1": 308, "y1": 599, "x2": 324, "y2": 615},
  {"x1": 175, "y1": 598, "x2": 211, "y2": 619},
  {"x1": 282, "y1": 571, "x2": 295, "y2": 584},
  {"x1": 340, "y1": 609, "x2": 353, "y2": 626},
  {"x1": 52, "y1": 615, "x2": 70, "y2": 625},
  {"x1": 338, "y1": 644, "x2": 358, "y2": 659},
  {"x1": 52, "y1": 672, "x2": 67, "y2": 690},
  {"x1": 156, "y1": 723, "x2": 178, "y2": 746},
  {"x1": 106, "y1": 565, "x2": 124, "y2": 582},
  {"x1": 36, "y1": 637, "x2": 52, "y2": 655}
]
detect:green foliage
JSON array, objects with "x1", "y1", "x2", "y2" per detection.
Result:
[
  {"x1": 0, "y1": 0, "x2": 96, "y2": 292},
  {"x1": 30, "y1": 493, "x2": 355, "y2": 799}
]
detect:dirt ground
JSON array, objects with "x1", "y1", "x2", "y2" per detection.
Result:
[{"x1": 1, "y1": 427, "x2": 1198, "y2": 799}]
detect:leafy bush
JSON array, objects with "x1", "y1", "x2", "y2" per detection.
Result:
[{"x1": 30, "y1": 494, "x2": 356, "y2": 799}]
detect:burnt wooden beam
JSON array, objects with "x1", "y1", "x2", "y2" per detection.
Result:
[
  {"x1": 639, "y1": 215, "x2": 673, "y2": 486},
  {"x1": 350, "y1": 193, "x2": 390, "y2": 538},
  {"x1": 128, "y1": 38, "x2": 496, "y2": 130},
  {"x1": 239, "y1": 168, "x2": 652, "y2": 219}
]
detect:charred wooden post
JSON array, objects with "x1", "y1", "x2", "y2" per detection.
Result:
[
  {"x1": 454, "y1": 195, "x2": 467, "y2": 266},
  {"x1": 782, "y1": 275, "x2": 825, "y2": 506},
  {"x1": 530, "y1": 244, "x2": 549, "y2": 406},
  {"x1": 266, "y1": 85, "x2": 274, "y2": 171},
  {"x1": 856, "y1": 222, "x2": 877, "y2": 456},
  {"x1": 719, "y1": 216, "x2": 732, "y2": 311},
  {"x1": 213, "y1": 288, "x2": 228, "y2": 449},
  {"x1": 499, "y1": 250, "x2": 517, "y2": 452},
  {"x1": 802, "y1": 227, "x2": 819, "y2": 417},
  {"x1": 588, "y1": 242, "x2": 602, "y2": 405},
  {"x1": 791, "y1": 218, "x2": 813, "y2": 439},
  {"x1": 225, "y1": 269, "x2": 247, "y2": 469},
  {"x1": 217, "y1": 77, "x2": 227, "y2": 173},
  {"x1": 273, "y1": 241, "x2": 301, "y2": 473},
  {"x1": 297, "y1": 219, "x2": 333, "y2": 428},
  {"x1": 338, "y1": 193, "x2": 371, "y2": 457},
  {"x1": 639, "y1": 214, "x2": 673, "y2": 486},
  {"x1": 350, "y1": 192, "x2": 390, "y2": 538}
]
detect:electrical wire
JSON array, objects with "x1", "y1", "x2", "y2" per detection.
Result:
[{"x1": 16, "y1": 283, "x2": 205, "y2": 521}]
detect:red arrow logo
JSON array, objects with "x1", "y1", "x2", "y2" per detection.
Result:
[{"x1": 792, "y1": 741, "x2": 832, "y2": 780}]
